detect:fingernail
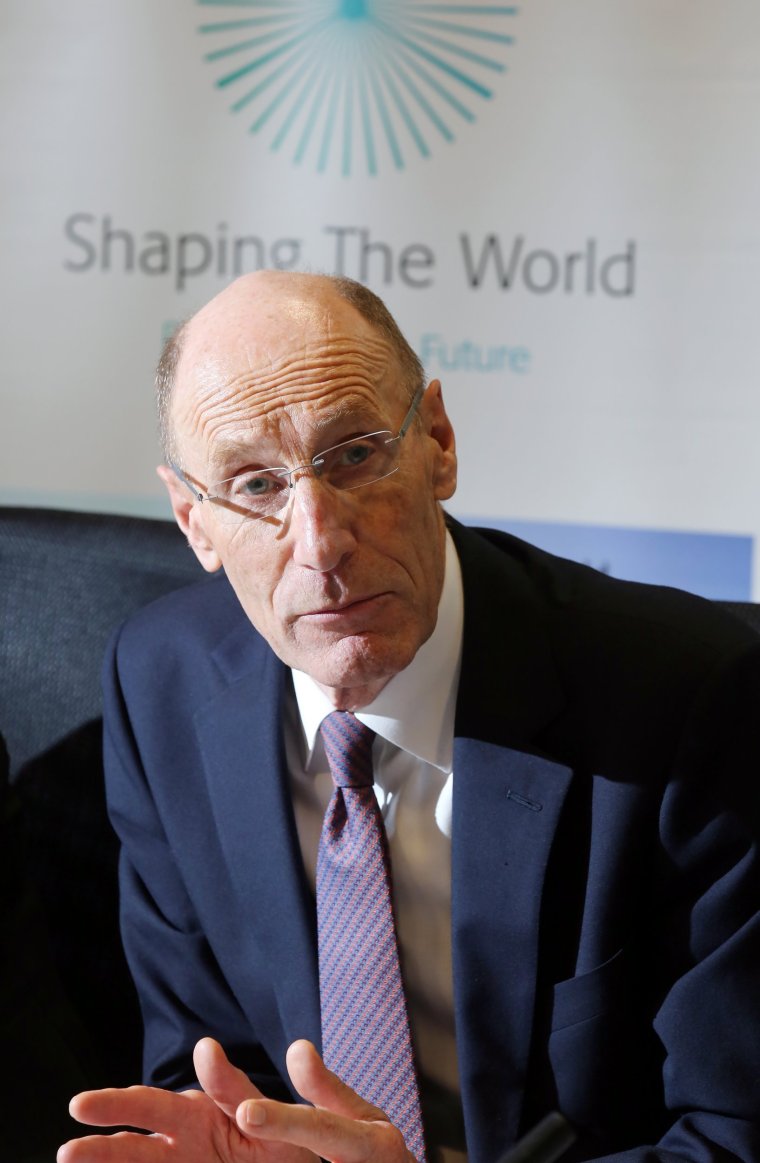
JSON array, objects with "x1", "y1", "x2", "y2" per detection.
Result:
[{"x1": 244, "y1": 1102, "x2": 266, "y2": 1127}]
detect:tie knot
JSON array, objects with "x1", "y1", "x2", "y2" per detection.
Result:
[{"x1": 320, "y1": 711, "x2": 375, "y2": 789}]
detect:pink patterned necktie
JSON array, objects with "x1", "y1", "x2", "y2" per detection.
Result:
[{"x1": 317, "y1": 711, "x2": 427, "y2": 1162}]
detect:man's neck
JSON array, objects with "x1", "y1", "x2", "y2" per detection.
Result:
[{"x1": 314, "y1": 676, "x2": 391, "y2": 712}]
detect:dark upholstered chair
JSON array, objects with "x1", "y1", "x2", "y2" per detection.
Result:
[{"x1": 0, "y1": 506, "x2": 203, "y2": 1161}]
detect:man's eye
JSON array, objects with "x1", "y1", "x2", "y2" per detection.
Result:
[
  {"x1": 237, "y1": 474, "x2": 278, "y2": 497},
  {"x1": 340, "y1": 442, "x2": 373, "y2": 467}
]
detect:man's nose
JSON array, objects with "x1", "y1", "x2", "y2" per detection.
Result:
[{"x1": 286, "y1": 471, "x2": 357, "y2": 572}]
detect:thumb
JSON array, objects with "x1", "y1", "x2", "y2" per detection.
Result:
[
  {"x1": 194, "y1": 1037, "x2": 265, "y2": 1118},
  {"x1": 285, "y1": 1040, "x2": 386, "y2": 1123}
]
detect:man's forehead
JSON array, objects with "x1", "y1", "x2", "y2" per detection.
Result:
[{"x1": 178, "y1": 277, "x2": 396, "y2": 391}]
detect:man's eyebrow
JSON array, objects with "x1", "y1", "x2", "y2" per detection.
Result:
[
  {"x1": 206, "y1": 437, "x2": 283, "y2": 473},
  {"x1": 311, "y1": 404, "x2": 382, "y2": 433}
]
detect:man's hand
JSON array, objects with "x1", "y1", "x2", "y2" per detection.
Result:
[{"x1": 57, "y1": 1038, "x2": 415, "y2": 1163}]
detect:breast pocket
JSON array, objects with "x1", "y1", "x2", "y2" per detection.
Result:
[{"x1": 550, "y1": 946, "x2": 628, "y2": 1032}]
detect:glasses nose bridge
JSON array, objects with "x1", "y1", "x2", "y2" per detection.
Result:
[{"x1": 281, "y1": 455, "x2": 326, "y2": 493}]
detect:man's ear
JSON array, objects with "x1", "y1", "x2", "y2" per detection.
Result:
[
  {"x1": 422, "y1": 380, "x2": 458, "y2": 501},
  {"x1": 156, "y1": 465, "x2": 223, "y2": 573}
]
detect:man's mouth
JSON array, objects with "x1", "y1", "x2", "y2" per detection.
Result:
[{"x1": 299, "y1": 593, "x2": 391, "y2": 620}]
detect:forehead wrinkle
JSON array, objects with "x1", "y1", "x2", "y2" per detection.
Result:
[
  {"x1": 189, "y1": 367, "x2": 381, "y2": 442},
  {"x1": 176, "y1": 331, "x2": 401, "y2": 453},
  {"x1": 244, "y1": 331, "x2": 392, "y2": 393},
  {"x1": 199, "y1": 383, "x2": 389, "y2": 463}
]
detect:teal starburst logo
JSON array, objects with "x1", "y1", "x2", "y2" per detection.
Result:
[{"x1": 197, "y1": 1, "x2": 518, "y2": 174}]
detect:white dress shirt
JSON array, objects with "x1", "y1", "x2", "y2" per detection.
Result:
[{"x1": 286, "y1": 531, "x2": 464, "y2": 1107}]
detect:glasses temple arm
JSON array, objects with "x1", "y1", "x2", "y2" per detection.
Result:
[
  {"x1": 397, "y1": 381, "x2": 427, "y2": 440},
  {"x1": 169, "y1": 462, "x2": 204, "y2": 502}
]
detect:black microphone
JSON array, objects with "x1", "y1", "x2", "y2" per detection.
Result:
[{"x1": 494, "y1": 1112, "x2": 576, "y2": 1163}]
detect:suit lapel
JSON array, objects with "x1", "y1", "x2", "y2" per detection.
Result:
[
  {"x1": 452, "y1": 741, "x2": 572, "y2": 1163},
  {"x1": 449, "y1": 521, "x2": 573, "y2": 1163},
  {"x1": 193, "y1": 627, "x2": 322, "y2": 1055}
]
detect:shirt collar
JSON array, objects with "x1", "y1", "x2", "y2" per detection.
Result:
[{"x1": 291, "y1": 530, "x2": 463, "y2": 773}]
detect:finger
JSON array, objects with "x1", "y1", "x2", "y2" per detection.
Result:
[
  {"x1": 193, "y1": 1036, "x2": 264, "y2": 1118},
  {"x1": 68, "y1": 1085, "x2": 188, "y2": 1137},
  {"x1": 235, "y1": 1097, "x2": 408, "y2": 1163},
  {"x1": 285, "y1": 1041, "x2": 385, "y2": 1123},
  {"x1": 58, "y1": 1128, "x2": 169, "y2": 1163}
]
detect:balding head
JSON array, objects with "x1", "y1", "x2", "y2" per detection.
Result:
[{"x1": 157, "y1": 272, "x2": 424, "y2": 465}]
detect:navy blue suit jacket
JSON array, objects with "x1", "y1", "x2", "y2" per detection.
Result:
[{"x1": 103, "y1": 520, "x2": 760, "y2": 1163}]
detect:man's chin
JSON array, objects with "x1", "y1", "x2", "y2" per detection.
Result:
[{"x1": 287, "y1": 631, "x2": 417, "y2": 700}]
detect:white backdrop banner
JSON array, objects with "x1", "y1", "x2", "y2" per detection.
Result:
[{"x1": 3, "y1": 1, "x2": 760, "y2": 599}]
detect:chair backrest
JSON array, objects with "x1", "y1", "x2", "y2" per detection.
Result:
[
  {"x1": 0, "y1": 505, "x2": 203, "y2": 778},
  {"x1": 0, "y1": 505, "x2": 205, "y2": 1106}
]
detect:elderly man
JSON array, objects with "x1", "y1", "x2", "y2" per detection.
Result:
[{"x1": 60, "y1": 272, "x2": 760, "y2": 1163}]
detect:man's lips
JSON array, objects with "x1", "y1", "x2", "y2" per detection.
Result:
[{"x1": 297, "y1": 593, "x2": 391, "y2": 619}]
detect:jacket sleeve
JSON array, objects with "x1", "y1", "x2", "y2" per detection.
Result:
[
  {"x1": 101, "y1": 624, "x2": 291, "y2": 1100},
  {"x1": 591, "y1": 641, "x2": 760, "y2": 1163}
]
